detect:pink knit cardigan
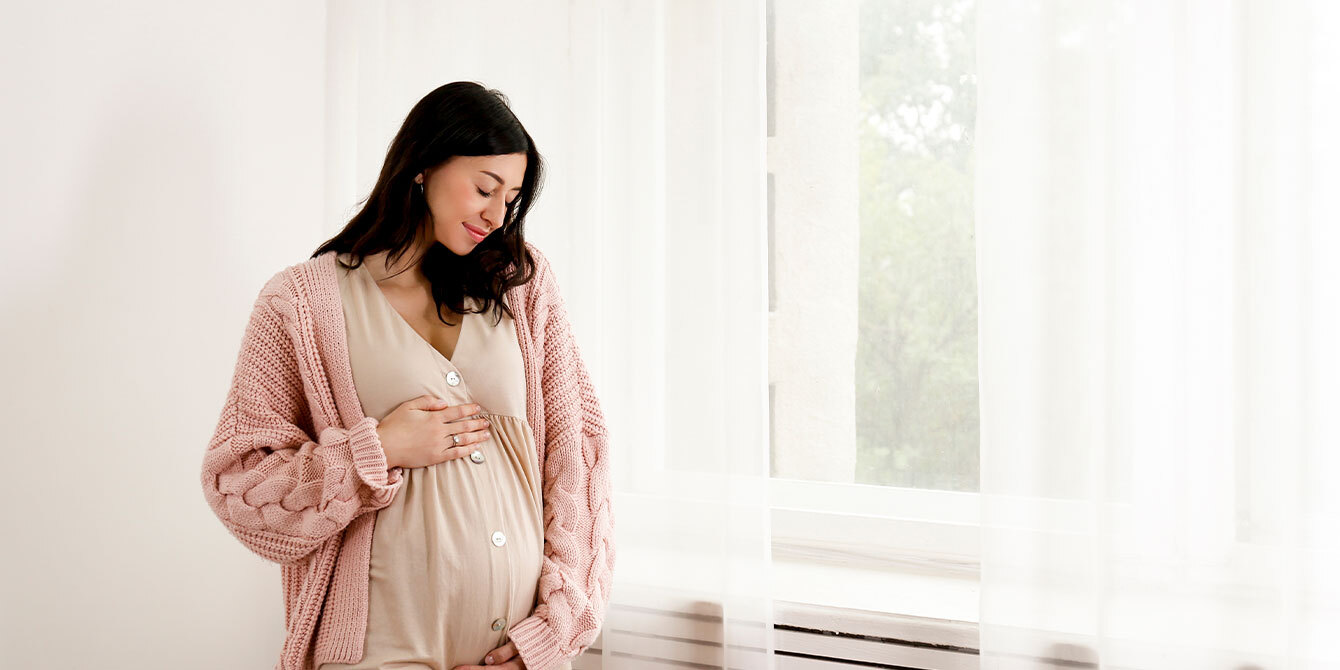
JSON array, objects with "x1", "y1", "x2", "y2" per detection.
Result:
[{"x1": 200, "y1": 243, "x2": 614, "y2": 670}]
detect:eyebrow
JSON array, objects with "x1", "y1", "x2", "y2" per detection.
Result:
[{"x1": 480, "y1": 170, "x2": 523, "y2": 191}]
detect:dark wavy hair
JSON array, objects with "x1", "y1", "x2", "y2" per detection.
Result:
[{"x1": 312, "y1": 81, "x2": 544, "y2": 326}]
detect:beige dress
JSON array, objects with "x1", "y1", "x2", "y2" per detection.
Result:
[{"x1": 320, "y1": 254, "x2": 572, "y2": 670}]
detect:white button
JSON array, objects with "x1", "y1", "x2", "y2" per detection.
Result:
[
  {"x1": 491, "y1": 531, "x2": 506, "y2": 547},
  {"x1": 491, "y1": 617, "x2": 507, "y2": 631},
  {"x1": 446, "y1": 370, "x2": 461, "y2": 386},
  {"x1": 470, "y1": 450, "x2": 485, "y2": 464}
]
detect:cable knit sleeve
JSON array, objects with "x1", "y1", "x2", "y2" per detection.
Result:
[
  {"x1": 507, "y1": 248, "x2": 616, "y2": 670},
  {"x1": 200, "y1": 276, "x2": 403, "y2": 567}
]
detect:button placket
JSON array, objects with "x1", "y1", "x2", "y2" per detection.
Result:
[
  {"x1": 442, "y1": 366, "x2": 490, "y2": 465},
  {"x1": 432, "y1": 328, "x2": 514, "y2": 642}
]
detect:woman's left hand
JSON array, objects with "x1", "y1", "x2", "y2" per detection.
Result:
[{"x1": 453, "y1": 640, "x2": 526, "y2": 670}]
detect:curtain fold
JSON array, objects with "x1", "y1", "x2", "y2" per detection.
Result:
[
  {"x1": 325, "y1": 1, "x2": 775, "y2": 668},
  {"x1": 975, "y1": 1, "x2": 1339, "y2": 668}
]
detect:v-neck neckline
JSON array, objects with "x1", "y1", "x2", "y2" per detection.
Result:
[{"x1": 355, "y1": 260, "x2": 469, "y2": 365}]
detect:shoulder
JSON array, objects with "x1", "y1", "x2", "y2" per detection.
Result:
[
  {"x1": 253, "y1": 251, "x2": 339, "y2": 320},
  {"x1": 522, "y1": 240, "x2": 554, "y2": 281},
  {"x1": 520, "y1": 240, "x2": 560, "y2": 301},
  {"x1": 510, "y1": 241, "x2": 571, "y2": 341}
]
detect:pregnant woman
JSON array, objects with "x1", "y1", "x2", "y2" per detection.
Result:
[{"x1": 200, "y1": 81, "x2": 614, "y2": 670}]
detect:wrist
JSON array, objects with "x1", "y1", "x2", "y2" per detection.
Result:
[{"x1": 376, "y1": 426, "x2": 397, "y2": 469}]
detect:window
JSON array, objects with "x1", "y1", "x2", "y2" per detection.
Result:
[
  {"x1": 767, "y1": 0, "x2": 980, "y2": 621},
  {"x1": 854, "y1": 0, "x2": 979, "y2": 492}
]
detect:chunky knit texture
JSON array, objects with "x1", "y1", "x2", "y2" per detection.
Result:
[{"x1": 200, "y1": 243, "x2": 615, "y2": 670}]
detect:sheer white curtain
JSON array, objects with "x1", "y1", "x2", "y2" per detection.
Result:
[
  {"x1": 325, "y1": 1, "x2": 774, "y2": 668},
  {"x1": 975, "y1": 1, "x2": 1339, "y2": 668}
]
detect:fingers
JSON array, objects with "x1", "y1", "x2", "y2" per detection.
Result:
[
  {"x1": 452, "y1": 662, "x2": 521, "y2": 670},
  {"x1": 450, "y1": 640, "x2": 520, "y2": 670},
  {"x1": 439, "y1": 418, "x2": 491, "y2": 460},
  {"x1": 446, "y1": 418, "x2": 491, "y2": 442},
  {"x1": 484, "y1": 641, "x2": 520, "y2": 666},
  {"x1": 435, "y1": 402, "x2": 481, "y2": 421}
]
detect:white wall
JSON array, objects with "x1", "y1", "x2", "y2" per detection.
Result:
[
  {"x1": 0, "y1": 2, "x2": 328, "y2": 666},
  {"x1": 1, "y1": 1, "x2": 766, "y2": 666},
  {"x1": 0, "y1": 1, "x2": 614, "y2": 665}
]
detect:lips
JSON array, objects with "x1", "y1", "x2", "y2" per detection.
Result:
[{"x1": 462, "y1": 222, "x2": 488, "y2": 242}]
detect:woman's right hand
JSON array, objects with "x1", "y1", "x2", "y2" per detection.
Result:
[{"x1": 375, "y1": 394, "x2": 491, "y2": 469}]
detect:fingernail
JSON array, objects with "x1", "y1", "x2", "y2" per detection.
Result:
[{"x1": 485, "y1": 655, "x2": 494, "y2": 664}]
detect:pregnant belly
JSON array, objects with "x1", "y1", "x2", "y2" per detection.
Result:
[
  {"x1": 369, "y1": 451, "x2": 545, "y2": 605},
  {"x1": 351, "y1": 431, "x2": 546, "y2": 666}
]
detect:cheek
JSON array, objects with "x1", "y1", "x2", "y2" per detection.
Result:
[
  {"x1": 444, "y1": 183, "x2": 485, "y2": 213},
  {"x1": 429, "y1": 187, "x2": 467, "y2": 218}
]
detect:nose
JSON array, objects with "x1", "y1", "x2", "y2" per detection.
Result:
[{"x1": 482, "y1": 195, "x2": 506, "y2": 231}]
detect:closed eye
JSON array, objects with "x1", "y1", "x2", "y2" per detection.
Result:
[{"x1": 478, "y1": 187, "x2": 518, "y2": 207}]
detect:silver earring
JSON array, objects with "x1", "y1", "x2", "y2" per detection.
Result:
[{"x1": 417, "y1": 182, "x2": 424, "y2": 195}]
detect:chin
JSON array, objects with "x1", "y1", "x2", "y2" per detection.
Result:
[
  {"x1": 435, "y1": 230, "x2": 478, "y2": 257},
  {"x1": 441, "y1": 240, "x2": 475, "y2": 257}
]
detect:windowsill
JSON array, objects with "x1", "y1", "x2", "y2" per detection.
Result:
[
  {"x1": 770, "y1": 556, "x2": 979, "y2": 624},
  {"x1": 767, "y1": 482, "x2": 982, "y2": 625},
  {"x1": 610, "y1": 485, "x2": 983, "y2": 642}
]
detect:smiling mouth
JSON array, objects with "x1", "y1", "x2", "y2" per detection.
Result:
[{"x1": 462, "y1": 222, "x2": 488, "y2": 241}]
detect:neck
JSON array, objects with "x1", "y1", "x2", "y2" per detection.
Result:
[{"x1": 365, "y1": 244, "x2": 429, "y2": 289}]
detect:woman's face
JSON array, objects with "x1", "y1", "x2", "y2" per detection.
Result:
[{"x1": 415, "y1": 153, "x2": 526, "y2": 256}]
